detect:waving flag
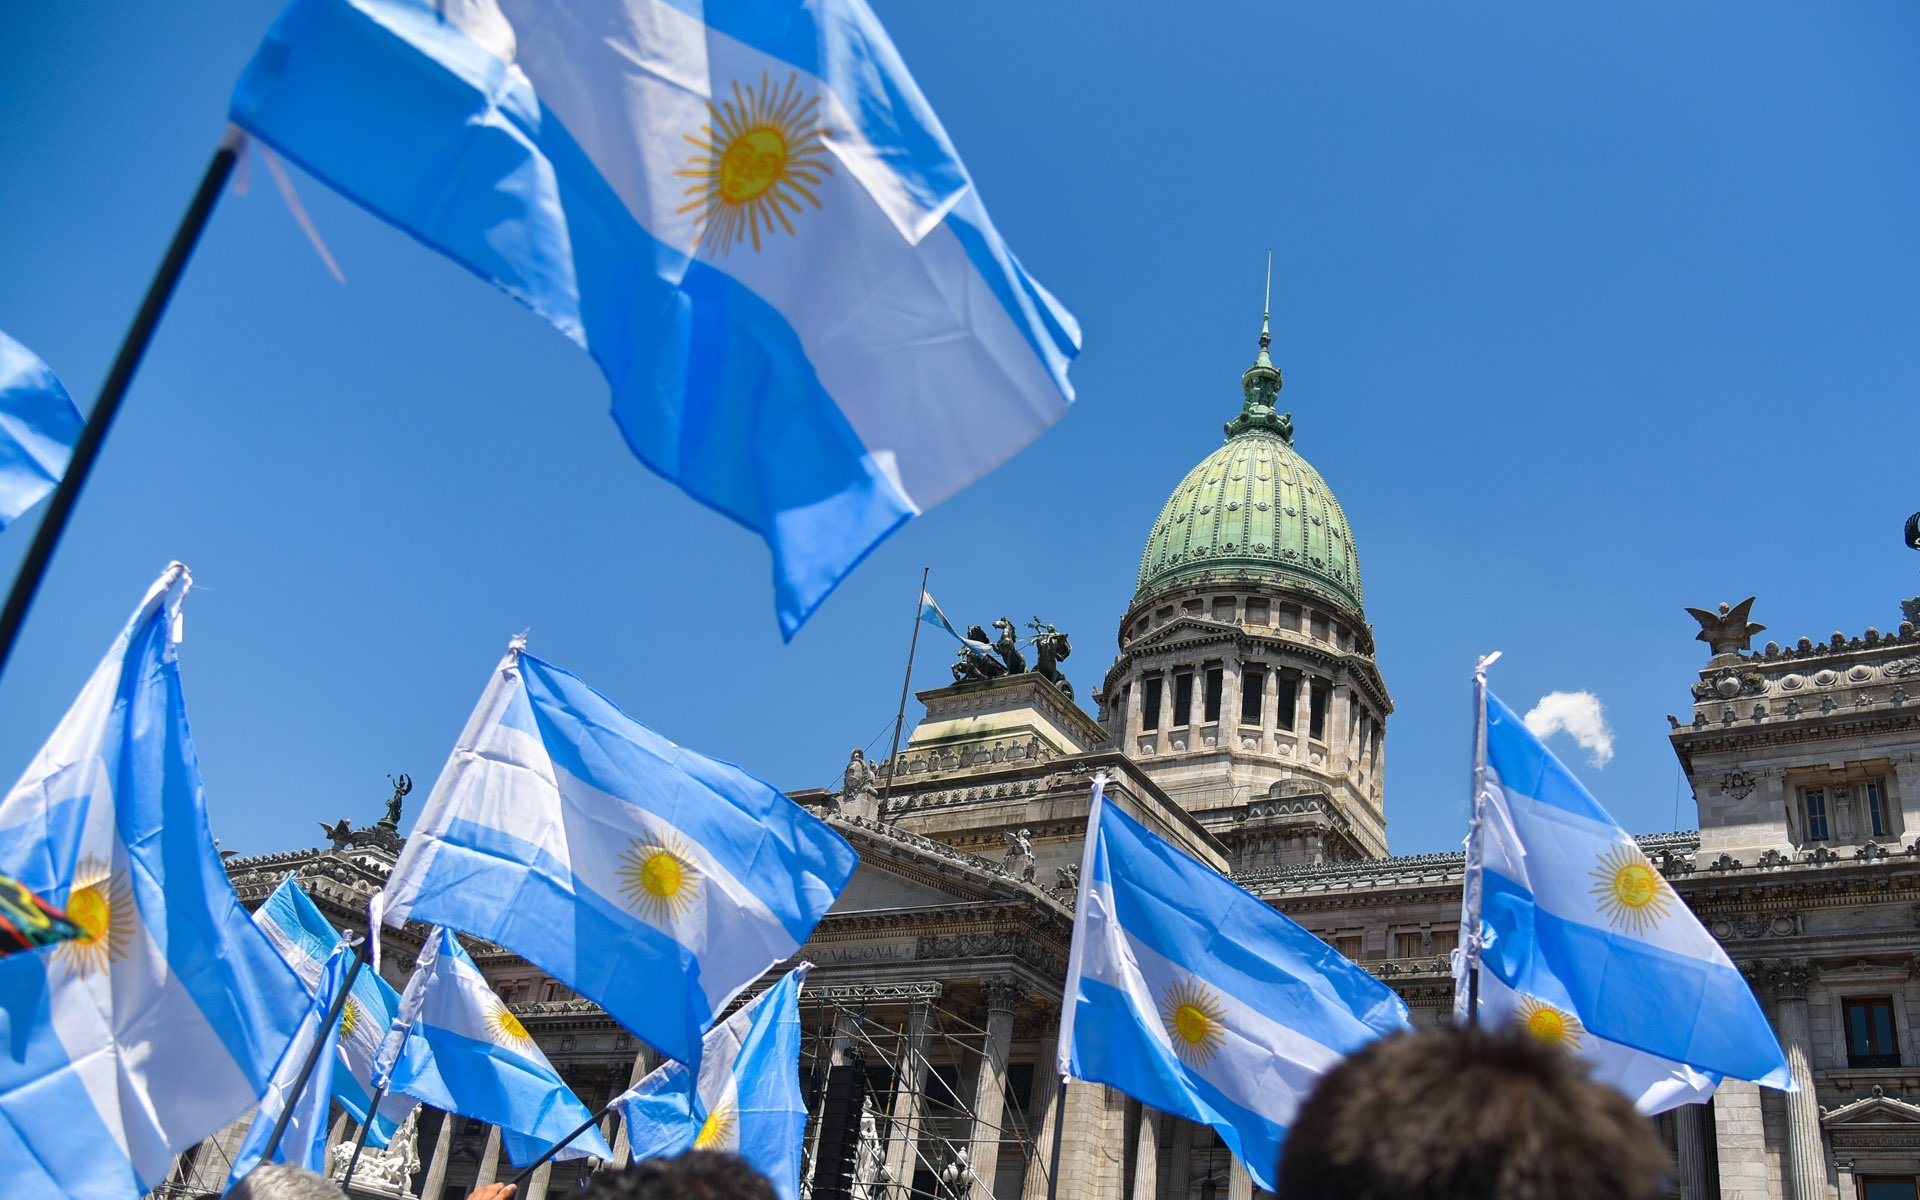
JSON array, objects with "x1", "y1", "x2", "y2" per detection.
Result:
[
  {"x1": 1060, "y1": 778, "x2": 1410, "y2": 1192},
  {"x1": 0, "y1": 564, "x2": 305, "y2": 1199},
  {"x1": 253, "y1": 877, "x2": 418, "y2": 1144},
  {"x1": 386, "y1": 927, "x2": 612, "y2": 1163},
  {"x1": 619, "y1": 964, "x2": 811, "y2": 1200},
  {"x1": 0, "y1": 328, "x2": 84, "y2": 531},
  {"x1": 381, "y1": 642, "x2": 856, "y2": 1067},
  {"x1": 230, "y1": 0, "x2": 1080, "y2": 638},
  {"x1": 228, "y1": 940, "x2": 359, "y2": 1184},
  {"x1": 918, "y1": 592, "x2": 993, "y2": 654},
  {"x1": 1459, "y1": 665, "x2": 1790, "y2": 1090}
]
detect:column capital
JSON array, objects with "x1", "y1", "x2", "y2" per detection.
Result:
[
  {"x1": 982, "y1": 975, "x2": 1023, "y2": 1015},
  {"x1": 1768, "y1": 959, "x2": 1813, "y2": 1002}
]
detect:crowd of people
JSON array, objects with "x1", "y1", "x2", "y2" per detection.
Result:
[{"x1": 216, "y1": 1026, "x2": 1674, "y2": 1200}]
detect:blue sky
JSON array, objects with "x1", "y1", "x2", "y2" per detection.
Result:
[{"x1": 1, "y1": 2, "x2": 1915, "y2": 858}]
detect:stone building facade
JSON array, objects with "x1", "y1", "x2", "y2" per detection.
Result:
[{"x1": 170, "y1": 322, "x2": 1920, "y2": 1200}]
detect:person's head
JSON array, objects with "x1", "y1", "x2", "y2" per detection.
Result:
[
  {"x1": 581, "y1": 1151, "x2": 778, "y2": 1200},
  {"x1": 225, "y1": 1164, "x2": 347, "y2": 1200},
  {"x1": 1276, "y1": 1026, "x2": 1670, "y2": 1200}
]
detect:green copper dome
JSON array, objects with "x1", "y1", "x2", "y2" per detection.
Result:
[{"x1": 1134, "y1": 320, "x2": 1365, "y2": 616}]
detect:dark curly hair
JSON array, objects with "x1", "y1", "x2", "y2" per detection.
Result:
[
  {"x1": 582, "y1": 1151, "x2": 779, "y2": 1200},
  {"x1": 1275, "y1": 1026, "x2": 1671, "y2": 1200}
]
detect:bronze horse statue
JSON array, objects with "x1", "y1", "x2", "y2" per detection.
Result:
[
  {"x1": 1028, "y1": 618, "x2": 1073, "y2": 698},
  {"x1": 991, "y1": 617, "x2": 1026, "y2": 674},
  {"x1": 951, "y1": 624, "x2": 1009, "y2": 684}
]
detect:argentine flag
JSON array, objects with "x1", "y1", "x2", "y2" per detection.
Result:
[
  {"x1": 1460, "y1": 669, "x2": 1790, "y2": 1091},
  {"x1": 386, "y1": 927, "x2": 613, "y2": 1163},
  {"x1": 0, "y1": 564, "x2": 305, "y2": 1199},
  {"x1": 230, "y1": 0, "x2": 1081, "y2": 639},
  {"x1": 618, "y1": 964, "x2": 811, "y2": 1200},
  {"x1": 228, "y1": 939, "x2": 360, "y2": 1184},
  {"x1": 1061, "y1": 778, "x2": 1410, "y2": 1192},
  {"x1": 381, "y1": 641, "x2": 856, "y2": 1067},
  {"x1": 253, "y1": 877, "x2": 419, "y2": 1144},
  {"x1": 0, "y1": 328, "x2": 84, "y2": 531}
]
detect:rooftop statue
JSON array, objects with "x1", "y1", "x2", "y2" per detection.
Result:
[
  {"x1": 991, "y1": 617, "x2": 1026, "y2": 675},
  {"x1": 1685, "y1": 597, "x2": 1765, "y2": 658},
  {"x1": 951, "y1": 624, "x2": 1009, "y2": 683},
  {"x1": 380, "y1": 772, "x2": 412, "y2": 831},
  {"x1": 1028, "y1": 617, "x2": 1073, "y2": 699}
]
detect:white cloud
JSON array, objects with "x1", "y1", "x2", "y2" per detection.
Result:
[{"x1": 1522, "y1": 691, "x2": 1615, "y2": 768}]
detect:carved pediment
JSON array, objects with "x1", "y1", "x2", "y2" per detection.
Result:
[
  {"x1": 1823, "y1": 1089, "x2": 1920, "y2": 1128},
  {"x1": 1818, "y1": 959, "x2": 1915, "y2": 986},
  {"x1": 1123, "y1": 616, "x2": 1241, "y2": 654}
]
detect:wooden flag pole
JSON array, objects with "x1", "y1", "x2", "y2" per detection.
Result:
[{"x1": 0, "y1": 128, "x2": 245, "y2": 681}]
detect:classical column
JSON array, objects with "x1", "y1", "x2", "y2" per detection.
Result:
[
  {"x1": 1713, "y1": 1079, "x2": 1767, "y2": 1199},
  {"x1": 473, "y1": 1124, "x2": 504, "y2": 1187},
  {"x1": 420, "y1": 1109, "x2": 456, "y2": 1200},
  {"x1": 1673, "y1": 1103, "x2": 1710, "y2": 1200},
  {"x1": 968, "y1": 978, "x2": 1022, "y2": 1200},
  {"x1": 1330, "y1": 684, "x2": 1352, "y2": 770},
  {"x1": 1133, "y1": 1104, "x2": 1162, "y2": 1200},
  {"x1": 1019, "y1": 1026, "x2": 1062, "y2": 1200},
  {"x1": 1227, "y1": 1157, "x2": 1253, "y2": 1200},
  {"x1": 887, "y1": 996, "x2": 937, "y2": 1199},
  {"x1": 611, "y1": 1046, "x2": 655, "y2": 1164},
  {"x1": 1293, "y1": 679, "x2": 1312, "y2": 743},
  {"x1": 1768, "y1": 961, "x2": 1830, "y2": 1200},
  {"x1": 1165, "y1": 1120, "x2": 1191, "y2": 1200},
  {"x1": 527, "y1": 1158, "x2": 554, "y2": 1199}
]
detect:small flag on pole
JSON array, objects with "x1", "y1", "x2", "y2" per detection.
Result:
[
  {"x1": 1459, "y1": 668, "x2": 1791, "y2": 1092},
  {"x1": 618, "y1": 964, "x2": 812, "y2": 1200},
  {"x1": 253, "y1": 877, "x2": 419, "y2": 1144},
  {"x1": 0, "y1": 329, "x2": 84, "y2": 532},
  {"x1": 384, "y1": 927, "x2": 613, "y2": 1164},
  {"x1": 227, "y1": 939, "x2": 360, "y2": 1184},
  {"x1": 230, "y1": 0, "x2": 1081, "y2": 638},
  {"x1": 1060, "y1": 777, "x2": 1410, "y2": 1192},
  {"x1": 379, "y1": 641, "x2": 856, "y2": 1068},
  {"x1": 918, "y1": 591, "x2": 994, "y2": 654},
  {"x1": 0, "y1": 563, "x2": 306, "y2": 1199}
]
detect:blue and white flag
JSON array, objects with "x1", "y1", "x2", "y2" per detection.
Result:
[
  {"x1": 228, "y1": 940, "x2": 359, "y2": 1184},
  {"x1": 230, "y1": 0, "x2": 1081, "y2": 639},
  {"x1": 1060, "y1": 777, "x2": 1411, "y2": 1192},
  {"x1": 1458, "y1": 661, "x2": 1791, "y2": 1091},
  {"x1": 0, "y1": 328, "x2": 84, "y2": 531},
  {"x1": 618, "y1": 964, "x2": 811, "y2": 1200},
  {"x1": 918, "y1": 591, "x2": 993, "y2": 654},
  {"x1": 254, "y1": 877, "x2": 418, "y2": 1144},
  {"x1": 386, "y1": 927, "x2": 612, "y2": 1163},
  {"x1": 380, "y1": 642, "x2": 857, "y2": 1067},
  {"x1": 0, "y1": 564, "x2": 305, "y2": 1199}
]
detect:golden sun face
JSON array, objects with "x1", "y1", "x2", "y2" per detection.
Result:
[
  {"x1": 695, "y1": 1099, "x2": 737, "y2": 1150},
  {"x1": 55, "y1": 857, "x2": 133, "y2": 977},
  {"x1": 338, "y1": 995, "x2": 362, "y2": 1041},
  {"x1": 1589, "y1": 844, "x2": 1673, "y2": 934},
  {"x1": 677, "y1": 71, "x2": 832, "y2": 256},
  {"x1": 487, "y1": 1002, "x2": 535, "y2": 1053},
  {"x1": 1514, "y1": 996, "x2": 1584, "y2": 1051},
  {"x1": 1159, "y1": 979, "x2": 1228, "y2": 1068},
  {"x1": 618, "y1": 839, "x2": 702, "y2": 924}
]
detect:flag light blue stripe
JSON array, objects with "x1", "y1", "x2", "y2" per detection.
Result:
[
  {"x1": 0, "y1": 328, "x2": 84, "y2": 530},
  {"x1": 0, "y1": 960, "x2": 140, "y2": 1198},
  {"x1": 1093, "y1": 800, "x2": 1409, "y2": 1049},
  {"x1": 1478, "y1": 871, "x2": 1784, "y2": 1082},
  {"x1": 518, "y1": 656, "x2": 857, "y2": 942},
  {"x1": 412, "y1": 819, "x2": 715, "y2": 1037},
  {"x1": 1484, "y1": 693, "x2": 1613, "y2": 824},
  {"x1": 1073, "y1": 978, "x2": 1287, "y2": 1191}
]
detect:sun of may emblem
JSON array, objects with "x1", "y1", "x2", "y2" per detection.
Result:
[
  {"x1": 618, "y1": 838, "x2": 702, "y2": 923},
  {"x1": 1589, "y1": 844, "x2": 1673, "y2": 933},
  {"x1": 677, "y1": 71, "x2": 832, "y2": 256},
  {"x1": 487, "y1": 1000, "x2": 535, "y2": 1054},
  {"x1": 1514, "y1": 996, "x2": 1584, "y2": 1051},
  {"x1": 339, "y1": 995, "x2": 363, "y2": 1041},
  {"x1": 695, "y1": 1099, "x2": 737, "y2": 1150},
  {"x1": 1159, "y1": 979, "x2": 1228, "y2": 1067},
  {"x1": 56, "y1": 856, "x2": 134, "y2": 977}
]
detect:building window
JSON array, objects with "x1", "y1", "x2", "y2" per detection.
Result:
[
  {"x1": 1804, "y1": 788, "x2": 1830, "y2": 841},
  {"x1": 1333, "y1": 934, "x2": 1363, "y2": 960},
  {"x1": 1393, "y1": 931, "x2": 1425, "y2": 958},
  {"x1": 1246, "y1": 600, "x2": 1269, "y2": 625},
  {"x1": 1142, "y1": 677, "x2": 1162, "y2": 731},
  {"x1": 1430, "y1": 929, "x2": 1459, "y2": 957},
  {"x1": 1309, "y1": 682, "x2": 1329, "y2": 741},
  {"x1": 1844, "y1": 996, "x2": 1900, "y2": 1068},
  {"x1": 1241, "y1": 666, "x2": 1265, "y2": 724},
  {"x1": 1203, "y1": 666, "x2": 1223, "y2": 723},
  {"x1": 1860, "y1": 1178, "x2": 1920, "y2": 1200},
  {"x1": 1172, "y1": 671, "x2": 1194, "y2": 727},
  {"x1": 1865, "y1": 779, "x2": 1889, "y2": 837},
  {"x1": 1275, "y1": 677, "x2": 1297, "y2": 731},
  {"x1": 1310, "y1": 613, "x2": 1329, "y2": 642}
]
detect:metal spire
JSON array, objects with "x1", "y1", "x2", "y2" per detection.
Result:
[{"x1": 1254, "y1": 250, "x2": 1274, "y2": 368}]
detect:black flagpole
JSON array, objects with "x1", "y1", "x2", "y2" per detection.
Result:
[
  {"x1": 257, "y1": 935, "x2": 372, "y2": 1164},
  {"x1": 1043, "y1": 1077, "x2": 1069, "y2": 1200},
  {"x1": 879, "y1": 566, "x2": 931, "y2": 816},
  {"x1": 505, "y1": 1100, "x2": 618, "y2": 1188},
  {"x1": 335, "y1": 1079, "x2": 391, "y2": 1191},
  {"x1": 0, "y1": 127, "x2": 244, "y2": 682}
]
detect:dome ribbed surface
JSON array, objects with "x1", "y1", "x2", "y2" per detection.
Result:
[{"x1": 1135, "y1": 428, "x2": 1364, "y2": 614}]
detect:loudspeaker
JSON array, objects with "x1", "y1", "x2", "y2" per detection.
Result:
[{"x1": 810, "y1": 1063, "x2": 870, "y2": 1200}]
